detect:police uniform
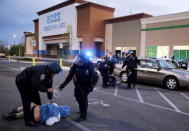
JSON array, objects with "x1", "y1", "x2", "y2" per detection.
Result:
[
  {"x1": 98, "y1": 60, "x2": 109, "y2": 87},
  {"x1": 16, "y1": 63, "x2": 61, "y2": 126},
  {"x1": 59, "y1": 58, "x2": 96, "y2": 121},
  {"x1": 122, "y1": 53, "x2": 139, "y2": 88}
]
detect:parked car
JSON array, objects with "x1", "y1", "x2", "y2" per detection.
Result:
[
  {"x1": 114, "y1": 58, "x2": 189, "y2": 90},
  {"x1": 178, "y1": 60, "x2": 189, "y2": 70},
  {"x1": 0, "y1": 53, "x2": 5, "y2": 57}
]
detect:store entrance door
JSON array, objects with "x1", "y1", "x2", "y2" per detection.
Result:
[
  {"x1": 157, "y1": 46, "x2": 169, "y2": 58},
  {"x1": 58, "y1": 44, "x2": 69, "y2": 58}
]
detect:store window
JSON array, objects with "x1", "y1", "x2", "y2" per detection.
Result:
[
  {"x1": 173, "y1": 46, "x2": 189, "y2": 60},
  {"x1": 139, "y1": 60, "x2": 158, "y2": 69},
  {"x1": 115, "y1": 47, "x2": 136, "y2": 57},
  {"x1": 146, "y1": 46, "x2": 157, "y2": 58},
  {"x1": 157, "y1": 46, "x2": 169, "y2": 58},
  {"x1": 146, "y1": 46, "x2": 169, "y2": 58}
]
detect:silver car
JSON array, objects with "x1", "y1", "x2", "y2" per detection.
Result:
[{"x1": 114, "y1": 58, "x2": 189, "y2": 90}]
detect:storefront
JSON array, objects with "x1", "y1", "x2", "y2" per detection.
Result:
[
  {"x1": 24, "y1": 0, "x2": 114, "y2": 58},
  {"x1": 105, "y1": 13, "x2": 152, "y2": 57},
  {"x1": 24, "y1": 0, "x2": 189, "y2": 60},
  {"x1": 141, "y1": 11, "x2": 189, "y2": 60},
  {"x1": 173, "y1": 46, "x2": 189, "y2": 60}
]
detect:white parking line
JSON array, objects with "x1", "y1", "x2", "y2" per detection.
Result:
[
  {"x1": 180, "y1": 93, "x2": 189, "y2": 100},
  {"x1": 135, "y1": 87, "x2": 144, "y2": 103},
  {"x1": 96, "y1": 89, "x2": 140, "y2": 103},
  {"x1": 65, "y1": 118, "x2": 91, "y2": 131},
  {"x1": 95, "y1": 89, "x2": 189, "y2": 116},
  {"x1": 114, "y1": 86, "x2": 118, "y2": 96},
  {"x1": 10, "y1": 67, "x2": 26, "y2": 71},
  {"x1": 156, "y1": 88, "x2": 181, "y2": 113}
]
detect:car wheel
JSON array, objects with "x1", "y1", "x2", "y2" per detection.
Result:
[
  {"x1": 164, "y1": 76, "x2": 178, "y2": 90},
  {"x1": 120, "y1": 72, "x2": 128, "y2": 83}
]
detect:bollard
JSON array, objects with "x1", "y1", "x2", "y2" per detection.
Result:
[
  {"x1": 8, "y1": 55, "x2": 10, "y2": 62},
  {"x1": 60, "y1": 58, "x2": 63, "y2": 67},
  {"x1": 32, "y1": 57, "x2": 36, "y2": 66}
]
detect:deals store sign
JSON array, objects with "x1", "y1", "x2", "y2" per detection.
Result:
[
  {"x1": 44, "y1": 12, "x2": 65, "y2": 31},
  {"x1": 40, "y1": 4, "x2": 77, "y2": 36}
]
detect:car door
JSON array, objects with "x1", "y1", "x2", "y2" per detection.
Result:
[{"x1": 138, "y1": 59, "x2": 164, "y2": 83}]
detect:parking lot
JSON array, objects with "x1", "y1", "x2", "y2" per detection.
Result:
[{"x1": 0, "y1": 59, "x2": 189, "y2": 131}]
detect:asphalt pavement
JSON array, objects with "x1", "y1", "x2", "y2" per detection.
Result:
[{"x1": 0, "y1": 59, "x2": 189, "y2": 131}]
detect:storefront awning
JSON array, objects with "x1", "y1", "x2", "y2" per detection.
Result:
[{"x1": 43, "y1": 34, "x2": 70, "y2": 44}]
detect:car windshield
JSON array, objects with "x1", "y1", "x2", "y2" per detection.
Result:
[{"x1": 156, "y1": 60, "x2": 175, "y2": 70}]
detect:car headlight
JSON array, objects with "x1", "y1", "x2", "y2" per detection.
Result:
[{"x1": 184, "y1": 75, "x2": 189, "y2": 79}]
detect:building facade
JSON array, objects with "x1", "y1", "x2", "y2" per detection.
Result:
[
  {"x1": 105, "y1": 13, "x2": 152, "y2": 57},
  {"x1": 104, "y1": 11, "x2": 189, "y2": 60},
  {"x1": 24, "y1": 0, "x2": 189, "y2": 60},
  {"x1": 141, "y1": 12, "x2": 189, "y2": 60},
  {"x1": 24, "y1": 0, "x2": 114, "y2": 58}
]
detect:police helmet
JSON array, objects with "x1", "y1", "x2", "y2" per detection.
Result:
[
  {"x1": 48, "y1": 62, "x2": 62, "y2": 74},
  {"x1": 128, "y1": 50, "x2": 134, "y2": 55}
]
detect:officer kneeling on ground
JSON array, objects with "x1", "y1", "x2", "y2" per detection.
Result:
[
  {"x1": 15, "y1": 62, "x2": 62, "y2": 127},
  {"x1": 59, "y1": 52, "x2": 99, "y2": 122},
  {"x1": 122, "y1": 51, "x2": 139, "y2": 88}
]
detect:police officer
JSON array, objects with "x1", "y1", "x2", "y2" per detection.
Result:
[
  {"x1": 98, "y1": 57, "x2": 109, "y2": 88},
  {"x1": 122, "y1": 51, "x2": 139, "y2": 88},
  {"x1": 16, "y1": 62, "x2": 62, "y2": 126},
  {"x1": 59, "y1": 52, "x2": 97, "y2": 122}
]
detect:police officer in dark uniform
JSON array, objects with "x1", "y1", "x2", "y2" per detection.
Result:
[
  {"x1": 59, "y1": 52, "x2": 97, "y2": 122},
  {"x1": 16, "y1": 62, "x2": 62, "y2": 126},
  {"x1": 122, "y1": 51, "x2": 139, "y2": 88},
  {"x1": 98, "y1": 57, "x2": 109, "y2": 88}
]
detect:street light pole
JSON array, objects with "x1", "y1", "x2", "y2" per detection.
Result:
[{"x1": 13, "y1": 34, "x2": 17, "y2": 56}]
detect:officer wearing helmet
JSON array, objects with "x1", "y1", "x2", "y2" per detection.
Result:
[
  {"x1": 122, "y1": 50, "x2": 139, "y2": 88},
  {"x1": 15, "y1": 62, "x2": 62, "y2": 126},
  {"x1": 59, "y1": 51, "x2": 98, "y2": 122}
]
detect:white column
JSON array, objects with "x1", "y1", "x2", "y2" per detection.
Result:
[
  {"x1": 140, "y1": 24, "x2": 146, "y2": 57},
  {"x1": 105, "y1": 24, "x2": 113, "y2": 54}
]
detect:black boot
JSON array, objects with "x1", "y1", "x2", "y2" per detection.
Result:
[
  {"x1": 25, "y1": 121, "x2": 38, "y2": 127},
  {"x1": 2, "y1": 114, "x2": 17, "y2": 121},
  {"x1": 75, "y1": 116, "x2": 87, "y2": 122}
]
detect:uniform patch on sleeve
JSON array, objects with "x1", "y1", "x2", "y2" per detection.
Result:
[{"x1": 40, "y1": 74, "x2": 45, "y2": 80}]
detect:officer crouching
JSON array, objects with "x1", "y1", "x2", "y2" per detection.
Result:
[
  {"x1": 16, "y1": 62, "x2": 62, "y2": 127},
  {"x1": 59, "y1": 52, "x2": 98, "y2": 122}
]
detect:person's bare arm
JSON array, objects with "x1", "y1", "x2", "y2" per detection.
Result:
[{"x1": 34, "y1": 105, "x2": 40, "y2": 122}]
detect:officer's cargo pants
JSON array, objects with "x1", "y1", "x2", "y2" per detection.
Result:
[
  {"x1": 16, "y1": 76, "x2": 41, "y2": 123},
  {"x1": 74, "y1": 84, "x2": 88, "y2": 119}
]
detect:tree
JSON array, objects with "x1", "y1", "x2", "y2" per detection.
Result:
[
  {"x1": 9, "y1": 45, "x2": 24, "y2": 56},
  {"x1": 0, "y1": 40, "x2": 9, "y2": 55}
]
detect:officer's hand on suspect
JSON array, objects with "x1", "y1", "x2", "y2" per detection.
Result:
[
  {"x1": 59, "y1": 85, "x2": 64, "y2": 91},
  {"x1": 47, "y1": 88, "x2": 54, "y2": 93}
]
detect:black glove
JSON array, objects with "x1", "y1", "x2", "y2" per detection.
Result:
[{"x1": 59, "y1": 85, "x2": 64, "y2": 91}]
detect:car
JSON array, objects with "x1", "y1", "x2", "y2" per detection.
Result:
[
  {"x1": 178, "y1": 60, "x2": 189, "y2": 70},
  {"x1": 114, "y1": 58, "x2": 189, "y2": 90},
  {"x1": 0, "y1": 53, "x2": 5, "y2": 57},
  {"x1": 89, "y1": 56, "x2": 103, "y2": 65}
]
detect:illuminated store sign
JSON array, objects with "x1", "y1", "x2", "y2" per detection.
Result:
[{"x1": 44, "y1": 12, "x2": 65, "y2": 31}]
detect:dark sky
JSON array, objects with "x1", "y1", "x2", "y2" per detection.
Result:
[{"x1": 0, "y1": 0, "x2": 188, "y2": 45}]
